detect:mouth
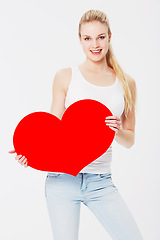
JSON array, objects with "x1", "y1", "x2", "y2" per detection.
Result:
[{"x1": 90, "y1": 49, "x2": 102, "y2": 55}]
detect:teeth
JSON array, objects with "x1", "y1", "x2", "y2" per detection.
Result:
[{"x1": 91, "y1": 50, "x2": 101, "y2": 52}]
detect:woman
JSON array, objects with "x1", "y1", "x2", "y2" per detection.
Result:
[{"x1": 9, "y1": 9, "x2": 143, "y2": 240}]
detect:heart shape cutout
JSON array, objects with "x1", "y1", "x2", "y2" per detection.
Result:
[{"x1": 13, "y1": 99, "x2": 115, "y2": 176}]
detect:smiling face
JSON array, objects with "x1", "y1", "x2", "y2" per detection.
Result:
[{"x1": 79, "y1": 20, "x2": 111, "y2": 62}]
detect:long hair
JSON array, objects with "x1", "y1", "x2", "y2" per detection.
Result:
[{"x1": 78, "y1": 9, "x2": 136, "y2": 118}]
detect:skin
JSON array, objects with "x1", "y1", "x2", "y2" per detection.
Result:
[{"x1": 8, "y1": 20, "x2": 136, "y2": 167}]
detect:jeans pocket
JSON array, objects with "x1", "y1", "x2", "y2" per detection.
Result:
[
  {"x1": 99, "y1": 173, "x2": 112, "y2": 179},
  {"x1": 47, "y1": 172, "x2": 61, "y2": 177},
  {"x1": 44, "y1": 175, "x2": 48, "y2": 198}
]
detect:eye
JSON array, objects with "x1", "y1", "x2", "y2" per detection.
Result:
[
  {"x1": 84, "y1": 36, "x2": 105, "y2": 41},
  {"x1": 99, "y1": 36, "x2": 105, "y2": 39},
  {"x1": 84, "y1": 37, "x2": 90, "y2": 40}
]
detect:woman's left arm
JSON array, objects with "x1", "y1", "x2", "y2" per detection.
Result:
[{"x1": 105, "y1": 76, "x2": 137, "y2": 148}]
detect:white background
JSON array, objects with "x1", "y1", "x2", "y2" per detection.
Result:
[{"x1": 1, "y1": 0, "x2": 160, "y2": 239}]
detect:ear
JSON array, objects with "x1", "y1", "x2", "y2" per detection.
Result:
[
  {"x1": 79, "y1": 36, "x2": 82, "y2": 44},
  {"x1": 108, "y1": 32, "x2": 112, "y2": 43}
]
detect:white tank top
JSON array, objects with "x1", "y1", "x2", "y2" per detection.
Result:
[{"x1": 50, "y1": 65, "x2": 125, "y2": 175}]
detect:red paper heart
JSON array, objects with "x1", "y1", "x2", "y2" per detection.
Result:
[{"x1": 13, "y1": 99, "x2": 115, "y2": 176}]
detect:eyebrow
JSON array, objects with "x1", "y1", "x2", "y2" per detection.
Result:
[{"x1": 83, "y1": 33, "x2": 106, "y2": 37}]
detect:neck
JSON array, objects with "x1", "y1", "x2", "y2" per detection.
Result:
[{"x1": 83, "y1": 58, "x2": 109, "y2": 73}]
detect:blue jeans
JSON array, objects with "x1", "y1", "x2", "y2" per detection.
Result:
[{"x1": 45, "y1": 172, "x2": 143, "y2": 240}]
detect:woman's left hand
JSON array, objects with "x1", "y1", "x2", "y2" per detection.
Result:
[{"x1": 105, "y1": 116, "x2": 121, "y2": 135}]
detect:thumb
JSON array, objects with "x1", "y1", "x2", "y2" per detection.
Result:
[{"x1": 8, "y1": 149, "x2": 16, "y2": 154}]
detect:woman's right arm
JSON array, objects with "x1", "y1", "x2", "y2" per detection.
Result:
[
  {"x1": 50, "y1": 69, "x2": 67, "y2": 119},
  {"x1": 8, "y1": 68, "x2": 67, "y2": 167}
]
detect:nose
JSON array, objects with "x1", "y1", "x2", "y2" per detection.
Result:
[{"x1": 92, "y1": 39, "x2": 99, "y2": 48}]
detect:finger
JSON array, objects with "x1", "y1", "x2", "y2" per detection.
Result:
[
  {"x1": 107, "y1": 124, "x2": 119, "y2": 129},
  {"x1": 24, "y1": 161, "x2": 28, "y2": 168},
  {"x1": 109, "y1": 126, "x2": 119, "y2": 134},
  {"x1": 105, "y1": 119, "x2": 120, "y2": 124},
  {"x1": 109, "y1": 126, "x2": 117, "y2": 131},
  {"x1": 106, "y1": 118, "x2": 121, "y2": 125},
  {"x1": 18, "y1": 156, "x2": 25, "y2": 163},
  {"x1": 20, "y1": 160, "x2": 27, "y2": 166},
  {"x1": 21, "y1": 159, "x2": 27, "y2": 165},
  {"x1": 19, "y1": 156, "x2": 26, "y2": 163},
  {"x1": 105, "y1": 119, "x2": 121, "y2": 124},
  {"x1": 105, "y1": 116, "x2": 116, "y2": 120},
  {"x1": 105, "y1": 122, "x2": 121, "y2": 128},
  {"x1": 105, "y1": 116, "x2": 120, "y2": 120},
  {"x1": 15, "y1": 155, "x2": 22, "y2": 160},
  {"x1": 21, "y1": 157, "x2": 27, "y2": 164},
  {"x1": 8, "y1": 149, "x2": 16, "y2": 154},
  {"x1": 106, "y1": 125, "x2": 121, "y2": 131}
]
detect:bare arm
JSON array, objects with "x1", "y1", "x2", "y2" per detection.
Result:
[
  {"x1": 8, "y1": 68, "x2": 69, "y2": 167},
  {"x1": 50, "y1": 69, "x2": 68, "y2": 120},
  {"x1": 114, "y1": 75, "x2": 137, "y2": 148}
]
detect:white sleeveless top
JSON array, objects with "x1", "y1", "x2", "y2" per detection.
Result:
[{"x1": 50, "y1": 65, "x2": 125, "y2": 175}]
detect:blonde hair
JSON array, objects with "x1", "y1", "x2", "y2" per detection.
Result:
[{"x1": 78, "y1": 9, "x2": 136, "y2": 118}]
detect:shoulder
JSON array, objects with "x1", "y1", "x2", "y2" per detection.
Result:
[
  {"x1": 125, "y1": 73, "x2": 137, "y2": 102},
  {"x1": 125, "y1": 73, "x2": 136, "y2": 92},
  {"x1": 55, "y1": 67, "x2": 72, "y2": 77},
  {"x1": 125, "y1": 73, "x2": 136, "y2": 88},
  {"x1": 54, "y1": 67, "x2": 72, "y2": 92},
  {"x1": 125, "y1": 73, "x2": 136, "y2": 90}
]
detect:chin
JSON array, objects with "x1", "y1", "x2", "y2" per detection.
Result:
[{"x1": 88, "y1": 56, "x2": 106, "y2": 62}]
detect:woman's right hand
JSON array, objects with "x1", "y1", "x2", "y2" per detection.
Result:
[{"x1": 8, "y1": 149, "x2": 28, "y2": 168}]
